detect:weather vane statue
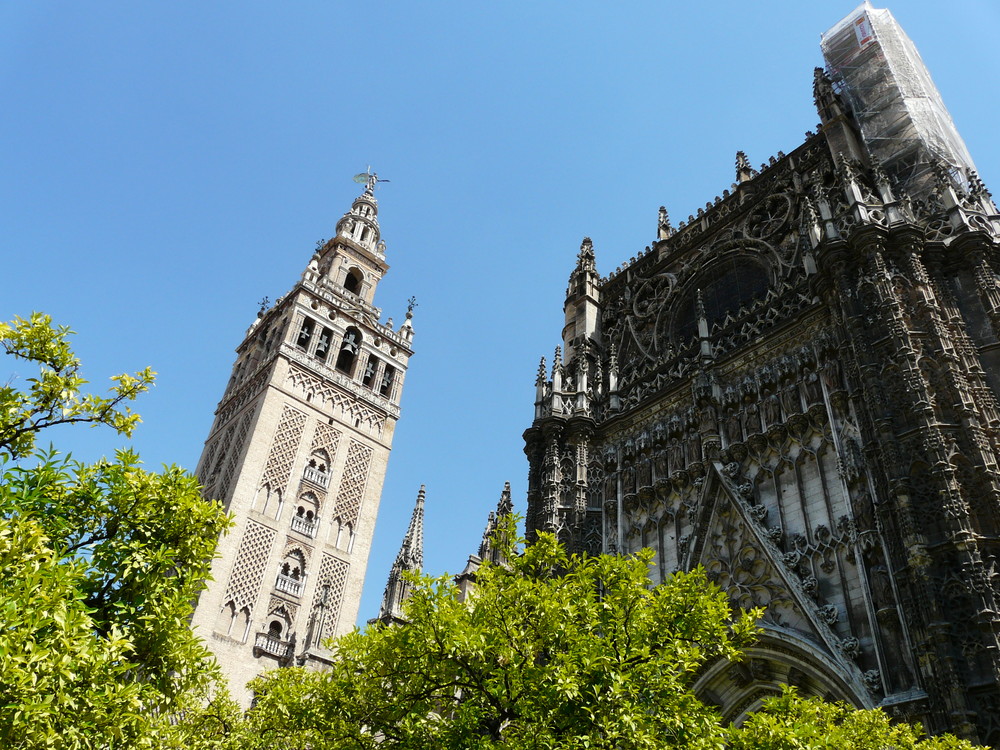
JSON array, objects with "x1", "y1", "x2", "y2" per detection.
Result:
[{"x1": 353, "y1": 167, "x2": 390, "y2": 194}]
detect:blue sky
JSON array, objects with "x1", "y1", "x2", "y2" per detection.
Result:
[{"x1": 3, "y1": 1, "x2": 999, "y2": 625}]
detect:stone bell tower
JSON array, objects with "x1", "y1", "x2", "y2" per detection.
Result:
[{"x1": 190, "y1": 174, "x2": 415, "y2": 704}]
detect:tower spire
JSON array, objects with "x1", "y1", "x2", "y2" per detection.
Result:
[
  {"x1": 375, "y1": 485, "x2": 425, "y2": 624},
  {"x1": 478, "y1": 481, "x2": 514, "y2": 565}
]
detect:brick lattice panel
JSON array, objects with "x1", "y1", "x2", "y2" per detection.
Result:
[
  {"x1": 333, "y1": 439, "x2": 373, "y2": 527},
  {"x1": 259, "y1": 405, "x2": 307, "y2": 495},
  {"x1": 310, "y1": 552, "x2": 350, "y2": 639},
  {"x1": 216, "y1": 408, "x2": 255, "y2": 502},
  {"x1": 223, "y1": 520, "x2": 277, "y2": 612},
  {"x1": 311, "y1": 421, "x2": 342, "y2": 461}
]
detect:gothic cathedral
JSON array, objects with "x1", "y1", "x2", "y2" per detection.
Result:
[
  {"x1": 189, "y1": 176, "x2": 414, "y2": 705},
  {"x1": 524, "y1": 6, "x2": 1000, "y2": 745}
]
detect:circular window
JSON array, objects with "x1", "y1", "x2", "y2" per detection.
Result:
[{"x1": 672, "y1": 257, "x2": 770, "y2": 343}]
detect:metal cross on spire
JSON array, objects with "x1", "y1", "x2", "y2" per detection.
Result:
[{"x1": 353, "y1": 167, "x2": 390, "y2": 194}]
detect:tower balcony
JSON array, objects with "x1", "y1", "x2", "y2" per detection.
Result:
[
  {"x1": 275, "y1": 574, "x2": 303, "y2": 596},
  {"x1": 291, "y1": 515, "x2": 318, "y2": 538},
  {"x1": 253, "y1": 632, "x2": 293, "y2": 661},
  {"x1": 302, "y1": 466, "x2": 331, "y2": 488}
]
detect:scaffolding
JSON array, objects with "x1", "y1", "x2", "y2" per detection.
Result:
[{"x1": 821, "y1": 2, "x2": 978, "y2": 200}]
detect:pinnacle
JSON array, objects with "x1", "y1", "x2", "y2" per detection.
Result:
[
  {"x1": 736, "y1": 151, "x2": 754, "y2": 183},
  {"x1": 536, "y1": 357, "x2": 547, "y2": 386}
]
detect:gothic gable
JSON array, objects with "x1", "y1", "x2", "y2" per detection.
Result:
[{"x1": 687, "y1": 463, "x2": 869, "y2": 701}]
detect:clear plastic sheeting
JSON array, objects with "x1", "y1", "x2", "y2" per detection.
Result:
[{"x1": 821, "y1": 2, "x2": 977, "y2": 199}]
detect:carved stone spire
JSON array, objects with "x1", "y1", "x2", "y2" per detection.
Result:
[
  {"x1": 478, "y1": 481, "x2": 514, "y2": 565},
  {"x1": 736, "y1": 151, "x2": 754, "y2": 183},
  {"x1": 576, "y1": 237, "x2": 596, "y2": 272},
  {"x1": 657, "y1": 206, "x2": 673, "y2": 240},
  {"x1": 455, "y1": 482, "x2": 516, "y2": 599},
  {"x1": 374, "y1": 485, "x2": 425, "y2": 624},
  {"x1": 813, "y1": 66, "x2": 846, "y2": 124}
]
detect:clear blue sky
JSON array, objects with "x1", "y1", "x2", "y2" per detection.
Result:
[{"x1": 3, "y1": 2, "x2": 999, "y2": 625}]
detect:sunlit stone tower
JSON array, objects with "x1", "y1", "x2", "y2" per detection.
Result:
[
  {"x1": 524, "y1": 5, "x2": 1000, "y2": 744},
  {"x1": 190, "y1": 175, "x2": 414, "y2": 704}
]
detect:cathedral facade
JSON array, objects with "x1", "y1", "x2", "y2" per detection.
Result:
[
  {"x1": 189, "y1": 176, "x2": 414, "y2": 704},
  {"x1": 523, "y1": 6, "x2": 1000, "y2": 745}
]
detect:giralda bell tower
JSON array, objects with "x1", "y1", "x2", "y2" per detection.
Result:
[{"x1": 190, "y1": 174, "x2": 414, "y2": 703}]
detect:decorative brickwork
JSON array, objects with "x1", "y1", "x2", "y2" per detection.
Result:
[
  {"x1": 287, "y1": 364, "x2": 386, "y2": 436},
  {"x1": 311, "y1": 421, "x2": 342, "y2": 460},
  {"x1": 259, "y1": 405, "x2": 307, "y2": 495},
  {"x1": 310, "y1": 553, "x2": 350, "y2": 639},
  {"x1": 217, "y1": 408, "x2": 255, "y2": 502},
  {"x1": 333, "y1": 439, "x2": 373, "y2": 526},
  {"x1": 224, "y1": 521, "x2": 277, "y2": 613}
]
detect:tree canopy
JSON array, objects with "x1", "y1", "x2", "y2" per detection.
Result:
[
  {"x1": 0, "y1": 314, "x2": 980, "y2": 749},
  {"x1": 237, "y1": 519, "x2": 980, "y2": 749},
  {"x1": 0, "y1": 313, "x2": 231, "y2": 748}
]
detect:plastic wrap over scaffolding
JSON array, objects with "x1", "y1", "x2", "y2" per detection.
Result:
[{"x1": 821, "y1": 2, "x2": 977, "y2": 200}]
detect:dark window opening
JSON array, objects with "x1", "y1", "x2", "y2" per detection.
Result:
[
  {"x1": 379, "y1": 365, "x2": 396, "y2": 397},
  {"x1": 268, "y1": 620, "x2": 283, "y2": 638},
  {"x1": 335, "y1": 328, "x2": 361, "y2": 375},
  {"x1": 296, "y1": 319, "x2": 315, "y2": 349},
  {"x1": 315, "y1": 327, "x2": 333, "y2": 361},
  {"x1": 344, "y1": 268, "x2": 362, "y2": 295},
  {"x1": 361, "y1": 357, "x2": 378, "y2": 388}
]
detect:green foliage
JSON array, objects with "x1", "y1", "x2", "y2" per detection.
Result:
[
  {"x1": 237, "y1": 518, "x2": 982, "y2": 749},
  {"x1": 728, "y1": 686, "x2": 978, "y2": 749},
  {"x1": 241, "y1": 519, "x2": 760, "y2": 749},
  {"x1": 0, "y1": 313, "x2": 151, "y2": 461},
  {"x1": 0, "y1": 314, "x2": 232, "y2": 748},
  {"x1": 0, "y1": 514, "x2": 143, "y2": 748}
]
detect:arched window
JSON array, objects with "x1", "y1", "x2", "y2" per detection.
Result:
[
  {"x1": 292, "y1": 492, "x2": 319, "y2": 537},
  {"x1": 361, "y1": 356, "x2": 379, "y2": 389},
  {"x1": 335, "y1": 327, "x2": 362, "y2": 375},
  {"x1": 215, "y1": 601, "x2": 237, "y2": 636},
  {"x1": 233, "y1": 607, "x2": 251, "y2": 642},
  {"x1": 296, "y1": 318, "x2": 315, "y2": 349},
  {"x1": 344, "y1": 268, "x2": 363, "y2": 295},
  {"x1": 673, "y1": 257, "x2": 770, "y2": 343},
  {"x1": 276, "y1": 549, "x2": 306, "y2": 595},
  {"x1": 315, "y1": 327, "x2": 334, "y2": 361},
  {"x1": 303, "y1": 451, "x2": 331, "y2": 488},
  {"x1": 379, "y1": 365, "x2": 396, "y2": 398}
]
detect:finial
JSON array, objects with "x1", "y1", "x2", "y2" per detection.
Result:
[
  {"x1": 498, "y1": 481, "x2": 513, "y2": 516},
  {"x1": 353, "y1": 168, "x2": 390, "y2": 195},
  {"x1": 871, "y1": 158, "x2": 889, "y2": 187},
  {"x1": 804, "y1": 196, "x2": 820, "y2": 225},
  {"x1": 695, "y1": 289, "x2": 707, "y2": 322},
  {"x1": 658, "y1": 206, "x2": 673, "y2": 239},
  {"x1": 553, "y1": 346, "x2": 562, "y2": 368},
  {"x1": 969, "y1": 170, "x2": 991, "y2": 200},
  {"x1": 478, "y1": 481, "x2": 515, "y2": 562},
  {"x1": 316, "y1": 238, "x2": 327, "y2": 251},
  {"x1": 736, "y1": 151, "x2": 753, "y2": 183},
  {"x1": 576, "y1": 237, "x2": 596, "y2": 272},
  {"x1": 536, "y1": 356, "x2": 547, "y2": 386},
  {"x1": 837, "y1": 152, "x2": 859, "y2": 183},
  {"x1": 257, "y1": 296, "x2": 270, "y2": 318},
  {"x1": 406, "y1": 296, "x2": 418, "y2": 319}
]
